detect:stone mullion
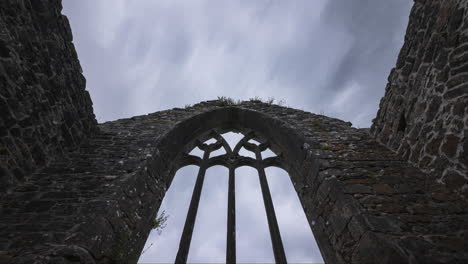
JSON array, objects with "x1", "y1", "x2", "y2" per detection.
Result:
[
  {"x1": 255, "y1": 151, "x2": 287, "y2": 263},
  {"x1": 175, "y1": 150, "x2": 210, "y2": 263},
  {"x1": 226, "y1": 166, "x2": 236, "y2": 264}
]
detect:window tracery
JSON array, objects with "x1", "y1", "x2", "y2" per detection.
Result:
[{"x1": 141, "y1": 129, "x2": 321, "y2": 263}]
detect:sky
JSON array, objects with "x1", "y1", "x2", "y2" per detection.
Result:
[
  {"x1": 62, "y1": 0, "x2": 412, "y2": 128},
  {"x1": 61, "y1": 1, "x2": 413, "y2": 262}
]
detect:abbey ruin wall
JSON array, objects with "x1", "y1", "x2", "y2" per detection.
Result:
[
  {"x1": 0, "y1": 0, "x2": 467, "y2": 263},
  {"x1": 371, "y1": 0, "x2": 468, "y2": 193},
  {"x1": 0, "y1": 0, "x2": 97, "y2": 191}
]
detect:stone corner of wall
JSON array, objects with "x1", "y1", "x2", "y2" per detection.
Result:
[
  {"x1": 370, "y1": 0, "x2": 468, "y2": 191},
  {"x1": 0, "y1": 0, "x2": 98, "y2": 191}
]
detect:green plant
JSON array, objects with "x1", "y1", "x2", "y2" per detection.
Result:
[
  {"x1": 249, "y1": 96, "x2": 263, "y2": 103},
  {"x1": 248, "y1": 96, "x2": 286, "y2": 106},
  {"x1": 266, "y1": 97, "x2": 275, "y2": 105},
  {"x1": 184, "y1": 104, "x2": 192, "y2": 108},
  {"x1": 139, "y1": 211, "x2": 169, "y2": 258},
  {"x1": 111, "y1": 228, "x2": 132, "y2": 263},
  {"x1": 320, "y1": 143, "x2": 330, "y2": 150},
  {"x1": 217, "y1": 96, "x2": 240, "y2": 105},
  {"x1": 151, "y1": 210, "x2": 169, "y2": 235}
]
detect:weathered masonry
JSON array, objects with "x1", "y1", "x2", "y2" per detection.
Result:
[
  {"x1": 0, "y1": 0, "x2": 467, "y2": 263},
  {"x1": 371, "y1": 0, "x2": 468, "y2": 195}
]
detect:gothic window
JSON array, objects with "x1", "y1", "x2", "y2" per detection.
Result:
[{"x1": 138, "y1": 130, "x2": 323, "y2": 263}]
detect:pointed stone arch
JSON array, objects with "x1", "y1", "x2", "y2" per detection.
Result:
[
  {"x1": 127, "y1": 106, "x2": 407, "y2": 264},
  {"x1": 2, "y1": 102, "x2": 465, "y2": 263},
  {"x1": 2, "y1": 0, "x2": 468, "y2": 262}
]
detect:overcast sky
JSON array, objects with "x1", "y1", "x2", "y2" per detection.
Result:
[
  {"x1": 62, "y1": 0, "x2": 412, "y2": 128},
  {"x1": 62, "y1": 1, "x2": 413, "y2": 263}
]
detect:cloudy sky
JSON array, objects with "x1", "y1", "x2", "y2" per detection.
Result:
[
  {"x1": 62, "y1": 1, "x2": 413, "y2": 262},
  {"x1": 62, "y1": 0, "x2": 412, "y2": 128}
]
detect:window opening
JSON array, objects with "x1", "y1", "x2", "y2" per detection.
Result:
[
  {"x1": 209, "y1": 147, "x2": 226, "y2": 158},
  {"x1": 238, "y1": 146, "x2": 256, "y2": 159},
  {"x1": 188, "y1": 166, "x2": 228, "y2": 263},
  {"x1": 266, "y1": 167, "x2": 324, "y2": 263},
  {"x1": 188, "y1": 146, "x2": 204, "y2": 158},
  {"x1": 204, "y1": 138, "x2": 217, "y2": 145},
  {"x1": 261, "y1": 148, "x2": 277, "y2": 159},
  {"x1": 138, "y1": 165, "x2": 198, "y2": 263},
  {"x1": 139, "y1": 129, "x2": 322, "y2": 263},
  {"x1": 222, "y1": 131, "x2": 244, "y2": 150},
  {"x1": 236, "y1": 166, "x2": 275, "y2": 263},
  {"x1": 248, "y1": 139, "x2": 261, "y2": 145}
]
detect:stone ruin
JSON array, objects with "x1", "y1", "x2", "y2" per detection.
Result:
[{"x1": 0, "y1": 0, "x2": 467, "y2": 263}]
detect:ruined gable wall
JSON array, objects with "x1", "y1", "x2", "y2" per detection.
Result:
[
  {"x1": 0, "y1": 0, "x2": 97, "y2": 191},
  {"x1": 371, "y1": 0, "x2": 468, "y2": 193},
  {"x1": 1, "y1": 0, "x2": 468, "y2": 263},
  {"x1": 2, "y1": 101, "x2": 467, "y2": 264}
]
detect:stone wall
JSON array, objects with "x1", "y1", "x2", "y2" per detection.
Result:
[
  {"x1": 371, "y1": 0, "x2": 468, "y2": 194},
  {"x1": 1, "y1": 0, "x2": 468, "y2": 263},
  {"x1": 0, "y1": 0, "x2": 97, "y2": 191},
  {"x1": 1, "y1": 101, "x2": 467, "y2": 263}
]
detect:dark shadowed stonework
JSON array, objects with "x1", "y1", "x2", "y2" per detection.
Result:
[
  {"x1": 0, "y1": 0, "x2": 97, "y2": 192},
  {"x1": 0, "y1": 0, "x2": 467, "y2": 264},
  {"x1": 371, "y1": 0, "x2": 468, "y2": 195}
]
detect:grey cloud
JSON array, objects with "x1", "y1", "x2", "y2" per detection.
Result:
[
  {"x1": 321, "y1": 0, "x2": 412, "y2": 95},
  {"x1": 63, "y1": 1, "x2": 412, "y2": 127},
  {"x1": 316, "y1": 0, "x2": 412, "y2": 124},
  {"x1": 266, "y1": 0, "x2": 412, "y2": 125}
]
